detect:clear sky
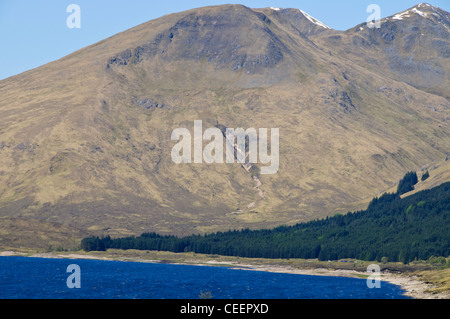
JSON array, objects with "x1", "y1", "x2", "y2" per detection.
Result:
[{"x1": 0, "y1": 0, "x2": 449, "y2": 80}]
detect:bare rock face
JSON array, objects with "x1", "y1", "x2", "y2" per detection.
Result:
[{"x1": 108, "y1": 6, "x2": 286, "y2": 73}]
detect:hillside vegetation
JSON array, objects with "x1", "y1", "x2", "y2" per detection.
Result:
[{"x1": 82, "y1": 177, "x2": 450, "y2": 264}]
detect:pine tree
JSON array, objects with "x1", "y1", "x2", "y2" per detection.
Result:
[
  {"x1": 421, "y1": 170, "x2": 430, "y2": 181},
  {"x1": 397, "y1": 171, "x2": 418, "y2": 195}
]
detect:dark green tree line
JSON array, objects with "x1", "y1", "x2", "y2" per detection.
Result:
[{"x1": 81, "y1": 177, "x2": 450, "y2": 264}]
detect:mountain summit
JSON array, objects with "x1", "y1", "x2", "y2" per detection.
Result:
[
  {"x1": 319, "y1": 3, "x2": 450, "y2": 98},
  {"x1": 0, "y1": 4, "x2": 449, "y2": 249},
  {"x1": 264, "y1": 7, "x2": 332, "y2": 36},
  {"x1": 385, "y1": 3, "x2": 449, "y2": 23}
]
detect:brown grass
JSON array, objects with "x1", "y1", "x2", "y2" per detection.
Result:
[{"x1": 0, "y1": 4, "x2": 449, "y2": 248}]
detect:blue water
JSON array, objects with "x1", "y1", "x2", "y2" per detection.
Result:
[{"x1": 0, "y1": 256, "x2": 410, "y2": 299}]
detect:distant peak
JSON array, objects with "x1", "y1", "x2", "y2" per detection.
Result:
[
  {"x1": 389, "y1": 7, "x2": 427, "y2": 20},
  {"x1": 413, "y1": 2, "x2": 442, "y2": 12},
  {"x1": 412, "y1": 3, "x2": 444, "y2": 11},
  {"x1": 381, "y1": 3, "x2": 450, "y2": 32},
  {"x1": 417, "y1": 3, "x2": 432, "y2": 7},
  {"x1": 387, "y1": 3, "x2": 447, "y2": 21},
  {"x1": 299, "y1": 9, "x2": 331, "y2": 29}
]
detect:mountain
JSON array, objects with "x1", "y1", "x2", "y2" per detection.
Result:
[
  {"x1": 314, "y1": 3, "x2": 450, "y2": 98},
  {"x1": 0, "y1": 4, "x2": 449, "y2": 249}
]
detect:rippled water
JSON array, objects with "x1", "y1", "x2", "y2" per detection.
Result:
[{"x1": 0, "y1": 256, "x2": 410, "y2": 299}]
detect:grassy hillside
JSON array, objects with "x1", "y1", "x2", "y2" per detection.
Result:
[{"x1": 0, "y1": 4, "x2": 449, "y2": 249}]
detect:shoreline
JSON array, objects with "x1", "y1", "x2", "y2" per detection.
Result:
[
  {"x1": 1, "y1": 250, "x2": 448, "y2": 299},
  {"x1": 187, "y1": 260, "x2": 447, "y2": 299}
]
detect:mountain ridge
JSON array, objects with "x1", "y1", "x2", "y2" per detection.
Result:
[{"x1": 315, "y1": 2, "x2": 450, "y2": 99}]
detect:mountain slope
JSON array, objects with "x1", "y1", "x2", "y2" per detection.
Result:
[
  {"x1": 82, "y1": 181, "x2": 450, "y2": 263},
  {"x1": 313, "y1": 3, "x2": 450, "y2": 99},
  {"x1": 0, "y1": 4, "x2": 449, "y2": 249}
]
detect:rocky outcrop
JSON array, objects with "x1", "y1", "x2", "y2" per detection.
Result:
[{"x1": 134, "y1": 98, "x2": 169, "y2": 110}]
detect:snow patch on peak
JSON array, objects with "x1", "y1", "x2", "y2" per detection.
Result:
[
  {"x1": 411, "y1": 7, "x2": 428, "y2": 17},
  {"x1": 270, "y1": 7, "x2": 281, "y2": 11},
  {"x1": 390, "y1": 7, "x2": 429, "y2": 20},
  {"x1": 391, "y1": 11, "x2": 410, "y2": 20},
  {"x1": 299, "y1": 10, "x2": 331, "y2": 29}
]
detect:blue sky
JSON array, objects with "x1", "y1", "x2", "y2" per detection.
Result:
[{"x1": 0, "y1": 0, "x2": 449, "y2": 80}]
